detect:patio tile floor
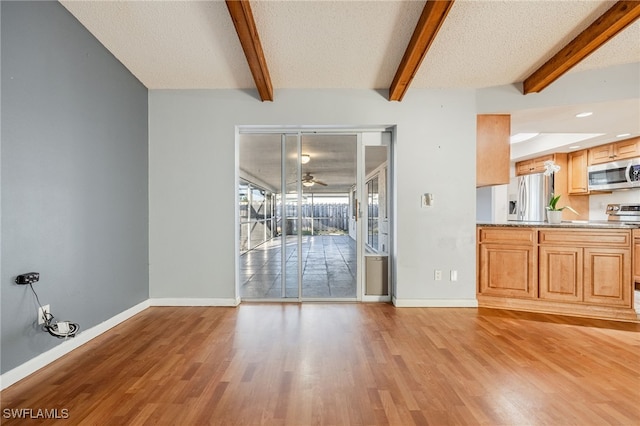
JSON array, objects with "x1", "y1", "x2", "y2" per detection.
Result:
[{"x1": 240, "y1": 235, "x2": 356, "y2": 299}]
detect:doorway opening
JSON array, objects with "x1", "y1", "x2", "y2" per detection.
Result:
[{"x1": 236, "y1": 128, "x2": 393, "y2": 302}]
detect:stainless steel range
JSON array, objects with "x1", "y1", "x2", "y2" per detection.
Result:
[{"x1": 606, "y1": 203, "x2": 640, "y2": 222}]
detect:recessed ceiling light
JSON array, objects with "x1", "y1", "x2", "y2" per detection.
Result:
[
  {"x1": 510, "y1": 133, "x2": 539, "y2": 144},
  {"x1": 575, "y1": 112, "x2": 593, "y2": 118},
  {"x1": 616, "y1": 133, "x2": 631, "y2": 138},
  {"x1": 568, "y1": 145, "x2": 581, "y2": 149}
]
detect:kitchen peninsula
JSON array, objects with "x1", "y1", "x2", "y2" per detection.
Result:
[{"x1": 477, "y1": 220, "x2": 640, "y2": 322}]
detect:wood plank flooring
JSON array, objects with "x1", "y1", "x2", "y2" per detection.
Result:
[{"x1": 1, "y1": 304, "x2": 639, "y2": 425}]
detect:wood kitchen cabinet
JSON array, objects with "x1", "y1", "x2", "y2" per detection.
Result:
[
  {"x1": 539, "y1": 229, "x2": 631, "y2": 307},
  {"x1": 567, "y1": 150, "x2": 589, "y2": 194},
  {"x1": 633, "y1": 229, "x2": 640, "y2": 285},
  {"x1": 477, "y1": 226, "x2": 636, "y2": 322},
  {"x1": 477, "y1": 228, "x2": 536, "y2": 298},
  {"x1": 588, "y1": 137, "x2": 640, "y2": 165},
  {"x1": 583, "y1": 247, "x2": 631, "y2": 307},
  {"x1": 515, "y1": 154, "x2": 554, "y2": 176},
  {"x1": 539, "y1": 246, "x2": 583, "y2": 303},
  {"x1": 476, "y1": 114, "x2": 510, "y2": 187}
]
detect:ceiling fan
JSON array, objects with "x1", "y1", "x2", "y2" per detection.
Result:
[{"x1": 301, "y1": 172, "x2": 327, "y2": 187}]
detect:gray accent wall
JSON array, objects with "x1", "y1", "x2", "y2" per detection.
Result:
[{"x1": 1, "y1": 1, "x2": 148, "y2": 374}]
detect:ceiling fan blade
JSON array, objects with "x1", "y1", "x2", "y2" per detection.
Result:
[{"x1": 313, "y1": 179, "x2": 328, "y2": 186}]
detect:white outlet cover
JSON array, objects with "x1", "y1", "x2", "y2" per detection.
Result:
[
  {"x1": 38, "y1": 304, "x2": 50, "y2": 325},
  {"x1": 57, "y1": 321, "x2": 70, "y2": 334}
]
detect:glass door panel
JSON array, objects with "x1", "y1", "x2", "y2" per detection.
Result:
[
  {"x1": 238, "y1": 134, "x2": 282, "y2": 299},
  {"x1": 283, "y1": 134, "x2": 301, "y2": 298},
  {"x1": 239, "y1": 129, "x2": 391, "y2": 302},
  {"x1": 363, "y1": 141, "x2": 390, "y2": 299},
  {"x1": 300, "y1": 134, "x2": 357, "y2": 299}
]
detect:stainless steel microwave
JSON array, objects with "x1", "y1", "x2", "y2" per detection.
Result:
[{"x1": 587, "y1": 158, "x2": 640, "y2": 191}]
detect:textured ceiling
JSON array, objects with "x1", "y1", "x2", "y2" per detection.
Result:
[
  {"x1": 59, "y1": 0, "x2": 639, "y2": 163},
  {"x1": 412, "y1": 0, "x2": 639, "y2": 88},
  {"x1": 60, "y1": 0, "x2": 640, "y2": 90}
]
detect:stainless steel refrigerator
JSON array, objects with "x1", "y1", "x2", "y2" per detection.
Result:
[{"x1": 507, "y1": 173, "x2": 553, "y2": 222}]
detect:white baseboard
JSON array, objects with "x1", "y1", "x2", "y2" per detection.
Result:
[
  {"x1": 0, "y1": 299, "x2": 150, "y2": 391},
  {"x1": 362, "y1": 295, "x2": 392, "y2": 303},
  {"x1": 149, "y1": 297, "x2": 241, "y2": 307},
  {"x1": 392, "y1": 297, "x2": 478, "y2": 308}
]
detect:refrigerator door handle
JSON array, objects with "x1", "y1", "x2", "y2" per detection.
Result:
[{"x1": 518, "y1": 178, "x2": 526, "y2": 219}]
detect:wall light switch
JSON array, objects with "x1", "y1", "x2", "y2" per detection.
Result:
[{"x1": 422, "y1": 193, "x2": 433, "y2": 208}]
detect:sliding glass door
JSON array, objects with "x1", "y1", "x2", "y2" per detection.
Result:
[{"x1": 238, "y1": 129, "x2": 391, "y2": 301}]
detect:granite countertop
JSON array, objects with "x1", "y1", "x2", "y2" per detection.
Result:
[{"x1": 477, "y1": 220, "x2": 640, "y2": 229}]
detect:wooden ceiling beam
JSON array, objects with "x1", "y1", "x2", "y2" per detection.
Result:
[
  {"x1": 226, "y1": 0, "x2": 273, "y2": 102},
  {"x1": 389, "y1": 0, "x2": 455, "y2": 102},
  {"x1": 523, "y1": 1, "x2": 640, "y2": 94}
]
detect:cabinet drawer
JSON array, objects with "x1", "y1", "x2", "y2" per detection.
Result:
[
  {"x1": 539, "y1": 230, "x2": 630, "y2": 247},
  {"x1": 479, "y1": 228, "x2": 535, "y2": 244}
]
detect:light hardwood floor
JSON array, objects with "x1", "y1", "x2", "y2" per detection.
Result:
[{"x1": 1, "y1": 304, "x2": 639, "y2": 425}]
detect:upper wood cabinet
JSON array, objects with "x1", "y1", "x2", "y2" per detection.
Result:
[
  {"x1": 567, "y1": 150, "x2": 589, "y2": 194},
  {"x1": 588, "y1": 137, "x2": 640, "y2": 165},
  {"x1": 477, "y1": 114, "x2": 510, "y2": 187},
  {"x1": 515, "y1": 154, "x2": 554, "y2": 176}
]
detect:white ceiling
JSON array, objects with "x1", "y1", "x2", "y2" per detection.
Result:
[{"x1": 60, "y1": 0, "x2": 640, "y2": 162}]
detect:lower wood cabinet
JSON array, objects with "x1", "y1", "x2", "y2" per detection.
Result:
[
  {"x1": 478, "y1": 227, "x2": 536, "y2": 298},
  {"x1": 539, "y1": 244, "x2": 630, "y2": 307},
  {"x1": 478, "y1": 226, "x2": 636, "y2": 321},
  {"x1": 583, "y1": 247, "x2": 631, "y2": 307},
  {"x1": 479, "y1": 244, "x2": 536, "y2": 298},
  {"x1": 539, "y1": 246, "x2": 582, "y2": 303},
  {"x1": 634, "y1": 229, "x2": 640, "y2": 285}
]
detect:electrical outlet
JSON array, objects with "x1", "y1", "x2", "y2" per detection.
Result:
[
  {"x1": 434, "y1": 270, "x2": 442, "y2": 281},
  {"x1": 38, "y1": 304, "x2": 50, "y2": 325}
]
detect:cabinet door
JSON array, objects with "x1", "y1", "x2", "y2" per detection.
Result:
[
  {"x1": 532, "y1": 154, "x2": 554, "y2": 173},
  {"x1": 583, "y1": 248, "x2": 631, "y2": 307},
  {"x1": 516, "y1": 159, "x2": 534, "y2": 176},
  {"x1": 479, "y1": 244, "x2": 536, "y2": 298},
  {"x1": 539, "y1": 246, "x2": 583, "y2": 302},
  {"x1": 567, "y1": 150, "x2": 588, "y2": 194},
  {"x1": 477, "y1": 114, "x2": 510, "y2": 187},
  {"x1": 588, "y1": 144, "x2": 614, "y2": 165},
  {"x1": 614, "y1": 138, "x2": 639, "y2": 161}
]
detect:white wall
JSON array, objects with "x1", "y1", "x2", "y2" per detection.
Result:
[
  {"x1": 149, "y1": 89, "x2": 477, "y2": 304},
  {"x1": 477, "y1": 63, "x2": 639, "y2": 114}
]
